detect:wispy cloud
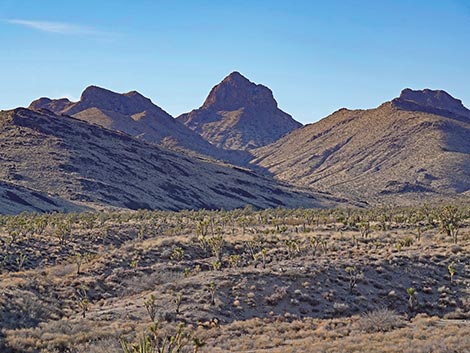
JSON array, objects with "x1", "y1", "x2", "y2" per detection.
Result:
[{"x1": 4, "y1": 19, "x2": 106, "y2": 36}]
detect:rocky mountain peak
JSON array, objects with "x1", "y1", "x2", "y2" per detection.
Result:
[
  {"x1": 392, "y1": 88, "x2": 470, "y2": 120},
  {"x1": 177, "y1": 72, "x2": 302, "y2": 150},
  {"x1": 29, "y1": 97, "x2": 73, "y2": 112},
  {"x1": 72, "y1": 85, "x2": 158, "y2": 116},
  {"x1": 202, "y1": 71, "x2": 277, "y2": 112}
]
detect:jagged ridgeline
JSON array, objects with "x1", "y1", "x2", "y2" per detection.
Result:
[
  {"x1": 2, "y1": 74, "x2": 470, "y2": 213},
  {"x1": 0, "y1": 108, "x2": 342, "y2": 214},
  {"x1": 251, "y1": 89, "x2": 470, "y2": 205}
]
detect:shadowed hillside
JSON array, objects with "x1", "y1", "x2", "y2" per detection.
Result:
[
  {"x1": 252, "y1": 89, "x2": 470, "y2": 205},
  {"x1": 0, "y1": 108, "x2": 342, "y2": 213},
  {"x1": 30, "y1": 86, "x2": 253, "y2": 165}
]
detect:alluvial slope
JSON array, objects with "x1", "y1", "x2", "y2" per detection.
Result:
[
  {"x1": 177, "y1": 72, "x2": 302, "y2": 150},
  {"x1": 29, "y1": 86, "x2": 251, "y2": 164},
  {"x1": 251, "y1": 89, "x2": 470, "y2": 204},
  {"x1": 0, "y1": 108, "x2": 340, "y2": 213},
  {"x1": 0, "y1": 180, "x2": 84, "y2": 214}
]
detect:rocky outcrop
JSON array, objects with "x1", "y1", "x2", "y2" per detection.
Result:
[
  {"x1": 177, "y1": 72, "x2": 302, "y2": 150},
  {"x1": 251, "y1": 89, "x2": 470, "y2": 205},
  {"x1": 392, "y1": 88, "x2": 470, "y2": 121}
]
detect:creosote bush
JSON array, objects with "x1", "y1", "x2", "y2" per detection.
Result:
[{"x1": 355, "y1": 308, "x2": 404, "y2": 333}]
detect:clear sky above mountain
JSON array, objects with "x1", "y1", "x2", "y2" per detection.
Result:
[{"x1": 1, "y1": 0, "x2": 469, "y2": 124}]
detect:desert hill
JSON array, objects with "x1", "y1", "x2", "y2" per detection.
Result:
[
  {"x1": 251, "y1": 89, "x2": 470, "y2": 205},
  {"x1": 177, "y1": 72, "x2": 302, "y2": 150},
  {"x1": 0, "y1": 108, "x2": 341, "y2": 213},
  {"x1": 0, "y1": 180, "x2": 84, "y2": 214},
  {"x1": 29, "y1": 86, "x2": 251, "y2": 165}
]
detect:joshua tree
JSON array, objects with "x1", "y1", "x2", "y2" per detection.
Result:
[
  {"x1": 207, "y1": 234, "x2": 224, "y2": 263},
  {"x1": 15, "y1": 251, "x2": 27, "y2": 271},
  {"x1": 120, "y1": 321, "x2": 198, "y2": 353},
  {"x1": 174, "y1": 293, "x2": 183, "y2": 315},
  {"x1": 228, "y1": 254, "x2": 240, "y2": 268},
  {"x1": 345, "y1": 266, "x2": 361, "y2": 294},
  {"x1": 254, "y1": 248, "x2": 268, "y2": 269},
  {"x1": 284, "y1": 239, "x2": 300, "y2": 259},
  {"x1": 438, "y1": 206, "x2": 462, "y2": 244},
  {"x1": 144, "y1": 294, "x2": 158, "y2": 322},
  {"x1": 448, "y1": 262, "x2": 456, "y2": 284},
  {"x1": 192, "y1": 337, "x2": 206, "y2": 353},
  {"x1": 76, "y1": 287, "x2": 89, "y2": 318},
  {"x1": 74, "y1": 252, "x2": 92, "y2": 275},
  {"x1": 54, "y1": 219, "x2": 72, "y2": 246},
  {"x1": 170, "y1": 246, "x2": 185, "y2": 262},
  {"x1": 207, "y1": 282, "x2": 216, "y2": 306},
  {"x1": 358, "y1": 220, "x2": 371, "y2": 239},
  {"x1": 407, "y1": 287, "x2": 417, "y2": 311}
]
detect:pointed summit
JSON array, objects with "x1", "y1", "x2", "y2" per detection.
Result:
[
  {"x1": 28, "y1": 85, "x2": 249, "y2": 164},
  {"x1": 392, "y1": 88, "x2": 470, "y2": 121},
  {"x1": 223, "y1": 71, "x2": 250, "y2": 83},
  {"x1": 178, "y1": 72, "x2": 301, "y2": 150},
  {"x1": 202, "y1": 71, "x2": 277, "y2": 112}
]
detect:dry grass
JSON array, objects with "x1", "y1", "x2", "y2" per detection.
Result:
[{"x1": 0, "y1": 206, "x2": 469, "y2": 352}]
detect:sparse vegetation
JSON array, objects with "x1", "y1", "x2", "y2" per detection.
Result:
[{"x1": 0, "y1": 205, "x2": 469, "y2": 352}]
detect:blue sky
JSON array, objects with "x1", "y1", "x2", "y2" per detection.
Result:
[{"x1": 1, "y1": 0, "x2": 469, "y2": 124}]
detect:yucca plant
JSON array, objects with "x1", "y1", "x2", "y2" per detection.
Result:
[
  {"x1": 407, "y1": 287, "x2": 417, "y2": 311},
  {"x1": 120, "y1": 322, "x2": 198, "y2": 353},
  {"x1": 448, "y1": 262, "x2": 456, "y2": 284},
  {"x1": 438, "y1": 206, "x2": 462, "y2": 244}
]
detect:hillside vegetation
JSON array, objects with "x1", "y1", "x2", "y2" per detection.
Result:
[{"x1": 1, "y1": 205, "x2": 469, "y2": 352}]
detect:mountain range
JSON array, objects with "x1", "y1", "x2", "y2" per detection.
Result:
[
  {"x1": 252, "y1": 88, "x2": 470, "y2": 205},
  {"x1": 1, "y1": 71, "x2": 469, "y2": 213},
  {"x1": 0, "y1": 107, "x2": 341, "y2": 214},
  {"x1": 29, "y1": 85, "x2": 250, "y2": 165}
]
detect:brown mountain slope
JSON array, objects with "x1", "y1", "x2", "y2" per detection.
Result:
[
  {"x1": 0, "y1": 180, "x2": 84, "y2": 214},
  {"x1": 0, "y1": 108, "x2": 342, "y2": 213},
  {"x1": 177, "y1": 72, "x2": 302, "y2": 150},
  {"x1": 251, "y1": 89, "x2": 470, "y2": 205},
  {"x1": 29, "y1": 86, "x2": 251, "y2": 165}
]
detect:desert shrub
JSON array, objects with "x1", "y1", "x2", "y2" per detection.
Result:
[
  {"x1": 71, "y1": 338, "x2": 122, "y2": 353},
  {"x1": 265, "y1": 286, "x2": 289, "y2": 306},
  {"x1": 333, "y1": 302, "x2": 350, "y2": 315},
  {"x1": 5, "y1": 318, "x2": 126, "y2": 352},
  {"x1": 355, "y1": 308, "x2": 404, "y2": 333}
]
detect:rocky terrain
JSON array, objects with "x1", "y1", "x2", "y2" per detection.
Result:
[
  {"x1": 0, "y1": 206, "x2": 469, "y2": 352},
  {"x1": 177, "y1": 72, "x2": 302, "y2": 150},
  {"x1": 26, "y1": 78, "x2": 470, "y2": 209},
  {"x1": 251, "y1": 89, "x2": 470, "y2": 205},
  {"x1": 29, "y1": 86, "x2": 251, "y2": 165},
  {"x1": 392, "y1": 88, "x2": 470, "y2": 121},
  {"x1": 1, "y1": 83, "x2": 470, "y2": 353},
  {"x1": 0, "y1": 108, "x2": 341, "y2": 214},
  {"x1": 0, "y1": 181, "x2": 82, "y2": 214}
]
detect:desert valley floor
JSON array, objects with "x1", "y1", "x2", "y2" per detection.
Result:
[{"x1": 0, "y1": 206, "x2": 469, "y2": 352}]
